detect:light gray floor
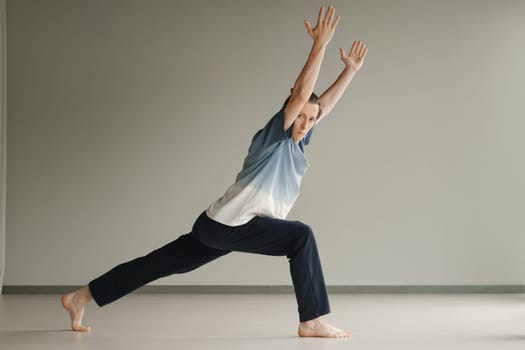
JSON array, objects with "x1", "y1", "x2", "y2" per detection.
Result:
[{"x1": 1, "y1": 293, "x2": 524, "y2": 350}]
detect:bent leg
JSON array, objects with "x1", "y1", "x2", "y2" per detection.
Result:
[
  {"x1": 195, "y1": 214, "x2": 330, "y2": 322},
  {"x1": 89, "y1": 233, "x2": 230, "y2": 306}
]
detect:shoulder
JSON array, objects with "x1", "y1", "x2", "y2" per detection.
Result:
[{"x1": 242, "y1": 108, "x2": 291, "y2": 162}]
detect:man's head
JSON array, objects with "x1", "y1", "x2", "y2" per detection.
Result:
[{"x1": 284, "y1": 92, "x2": 322, "y2": 143}]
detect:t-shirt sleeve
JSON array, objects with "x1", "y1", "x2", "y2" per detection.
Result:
[
  {"x1": 247, "y1": 107, "x2": 315, "y2": 157},
  {"x1": 247, "y1": 108, "x2": 288, "y2": 156}
]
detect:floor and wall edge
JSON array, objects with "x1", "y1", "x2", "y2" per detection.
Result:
[{"x1": 3, "y1": 285, "x2": 525, "y2": 294}]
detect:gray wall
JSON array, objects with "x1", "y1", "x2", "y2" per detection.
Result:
[{"x1": 5, "y1": 0, "x2": 525, "y2": 287}]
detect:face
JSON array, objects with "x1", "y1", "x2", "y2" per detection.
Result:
[{"x1": 292, "y1": 102, "x2": 319, "y2": 143}]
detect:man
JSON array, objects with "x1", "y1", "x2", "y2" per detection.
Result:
[{"x1": 62, "y1": 5, "x2": 367, "y2": 338}]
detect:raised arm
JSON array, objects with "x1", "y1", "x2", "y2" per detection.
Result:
[
  {"x1": 317, "y1": 40, "x2": 368, "y2": 122},
  {"x1": 284, "y1": 6, "x2": 340, "y2": 131}
]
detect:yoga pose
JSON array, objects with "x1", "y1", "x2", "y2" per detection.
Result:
[{"x1": 62, "y1": 6, "x2": 367, "y2": 338}]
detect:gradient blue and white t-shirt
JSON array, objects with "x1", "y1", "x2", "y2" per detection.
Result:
[{"x1": 206, "y1": 107, "x2": 314, "y2": 226}]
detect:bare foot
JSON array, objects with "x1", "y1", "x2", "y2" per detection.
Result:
[
  {"x1": 298, "y1": 318, "x2": 351, "y2": 338},
  {"x1": 61, "y1": 286, "x2": 93, "y2": 332}
]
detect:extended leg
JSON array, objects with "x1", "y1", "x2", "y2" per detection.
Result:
[
  {"x1": 89, "y1": 233, "x2": 230, "y2": 306},
  {"x1": 62, "y1": 231, "x2": 229, "y2": 331}
]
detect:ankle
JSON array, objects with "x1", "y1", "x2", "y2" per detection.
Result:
[
  {"x1": 300, "y1": 317, "x2": 321, "y2": 328},
  {"x1": 76, "y1": 286, "x2": 93, "y2": 304}
]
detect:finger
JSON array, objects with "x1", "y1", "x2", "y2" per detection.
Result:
[
  {"x1": 339, "y1": 47, "x2": 346, "y2": 59},
  {"x1": 357, "y1": 41, "x2": 366, "y2": 57},
  {"x1": 325, "y1": 5, "x2": 335, "y2": 24},
  {"x1": 356, "y1": 41, "x2": 364, "y2": 56},
  {"x1": 350, "y1": 41, "x2": 359, "y2": 55},
  {"x1": 332, "y1": 15, "x2": 341, "y2": 29},
  {"x1": 362, "y1": 46, "x2": 368, "y2": 60},
  {"x1": 304, "y1": 20, "x2": 313, "y2": 35},
  {"x1": 317, "y1": 6, "x2": 324, "y2": 26}
]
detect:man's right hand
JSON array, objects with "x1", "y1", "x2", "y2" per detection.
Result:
[{"x1": 304, "y1": 6, "x2": 341, "y2": 47}]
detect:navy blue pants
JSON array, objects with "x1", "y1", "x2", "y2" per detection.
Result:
[{"x1": 89, "y1": 212, "x2": 330, "y2": 322}]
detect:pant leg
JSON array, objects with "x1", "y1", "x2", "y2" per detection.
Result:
[
  {"x1": 89, "y1": 230, "x2": 230, "y2": 307},
  {"x1": 194, "y1": 213, "x2": 330, "y2": 322}
]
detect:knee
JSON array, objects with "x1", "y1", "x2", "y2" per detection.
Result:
[
  {"x1": 287, "y1": 223, "x2": 316, "y2": 259},
  {"x1": 294, "y1": 222, "x2": 316, "y2": 246}
]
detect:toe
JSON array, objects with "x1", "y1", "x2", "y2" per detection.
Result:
[{"x1": 73, "y1": 325, "x2": 91, "y2": 332}]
